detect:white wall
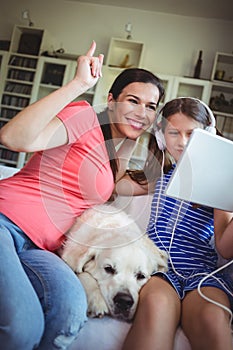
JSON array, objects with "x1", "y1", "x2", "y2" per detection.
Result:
[{"x1": 1, "y1": 0, "x2": 233, "y2": 79}]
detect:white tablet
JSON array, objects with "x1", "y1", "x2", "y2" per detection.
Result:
[{"x1": 165, "y1": 128, "x2": 233, "y2": 211}]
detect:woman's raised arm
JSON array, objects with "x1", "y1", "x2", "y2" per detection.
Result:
[{"x1": 0, "y1": 41, "x2": 104, "y2": 152}]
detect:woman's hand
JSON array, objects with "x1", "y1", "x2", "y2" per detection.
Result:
[{"x1": 74, "y1": 41, "x2": 104, "y2": 91}]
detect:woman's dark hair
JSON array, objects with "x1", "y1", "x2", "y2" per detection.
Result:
[
  {"x1": 109, "y1": 68, "x2": 165, "y2": 103},
  {"x1": 97, "y1": 110, "x2": 118, "y2": 181},
  {"x1": 97, "y1": 68, "x2": 165, "y2": 182},
  {"x1": 127, "y1": 129, "x2": 171, "y2": 185}
]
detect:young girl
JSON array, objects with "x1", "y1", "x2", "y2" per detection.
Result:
[
  {"x1": 0, "y1": 42, "x2": 164, "y2": 349},
  {"x1": 123, "y1": 97, "x2": 233, "y2": 350}
]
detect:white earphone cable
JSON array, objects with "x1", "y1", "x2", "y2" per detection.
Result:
[{"x1": 153, "y1": 151, "x2": 233, "y2": 323}]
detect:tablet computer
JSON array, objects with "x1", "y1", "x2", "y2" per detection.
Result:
[{"x1": 165, "y1": 128, "x2": 233, "y2": 211}]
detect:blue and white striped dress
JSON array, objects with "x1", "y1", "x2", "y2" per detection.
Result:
[{"x1": 147, "y1": 165, "x2": 233, "y2": 301}]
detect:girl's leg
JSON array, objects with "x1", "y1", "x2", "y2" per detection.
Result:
[
  {"x1": 122, "y1": 276, "x2": 181, "y2": 350},
  {"x1": 181, "y1": 287, "x2": 232, "y2": 350},
  {"x1": 20, "y1": 249, "x2": 88, "y2": 350},
  {"x1": 0, "y1": 225, "x2": 44, "y2": 350}
]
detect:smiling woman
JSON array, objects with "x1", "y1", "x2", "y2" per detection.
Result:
[
  {"x1": 108, "y1": 82, "x2": 159, "y2": 140},
  {"x1": 0, "y1": 41, "x2": 165, "y2": 350},
  {"x1": 96, "y1": 67, "x2": 165, "y2": 185}
]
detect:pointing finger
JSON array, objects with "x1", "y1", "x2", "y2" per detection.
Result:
[{"x1": 86, "y1": 40, "x2": 96, "y2": 57}]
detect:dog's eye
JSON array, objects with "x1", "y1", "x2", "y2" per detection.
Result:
[
  {"x1": 104, "y1": 265, "x2": 116, "y2": 275},
  {"x1": 136, "y1": 272, "x2": 146, "y2": 280}
]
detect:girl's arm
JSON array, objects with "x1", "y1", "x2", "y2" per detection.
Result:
[
  {"x1": 214, "y1": 209, "x2": 233, "y2": 259},
  {"x1": 0, "y1": 41, "x2": 103, "y2": 153},
  {"x1": 115, "y1": 173, "x2": 154, "y2": 196}
]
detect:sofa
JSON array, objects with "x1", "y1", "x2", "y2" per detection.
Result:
[{"x1": 0, "y1": 165, "x2": 232, "y2": 350}]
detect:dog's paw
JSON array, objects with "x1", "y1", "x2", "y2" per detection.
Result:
[{"x1": 87, "y1": 291, "x2": 109, "y2": 318}]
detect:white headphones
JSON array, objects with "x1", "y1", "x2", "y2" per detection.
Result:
[{"x1": 155, "y1": 97, "x2": 216, "y2": 151}]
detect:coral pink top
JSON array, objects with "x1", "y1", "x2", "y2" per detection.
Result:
[{"x1": 0, "y1": 101, "x2": 114, "y2": 251}]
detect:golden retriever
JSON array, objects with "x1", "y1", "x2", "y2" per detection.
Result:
[{"x1": 59, "y1": 204, "x2": 167, "y2": 322}]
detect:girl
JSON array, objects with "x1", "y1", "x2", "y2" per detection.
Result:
[
  {"x1": 0, "y1": 41, "x2": 164, "y2": 349},
  {"x1": 123, "y1": 97, "x2": 233, "y2": 350}
]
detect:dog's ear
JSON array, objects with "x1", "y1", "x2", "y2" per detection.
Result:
[
  {"x1": 60, "y1": 240, "x2": 97, "y2": 274},
  {"x1": 74, "y1": 248, "x2": 98, "y2": 274},
  {"x1": 142, "y1": 235, "x2": 168, "y2": 272},
  {"x1": 155, "y1": 249, "x2": 168, "y2": 272}
]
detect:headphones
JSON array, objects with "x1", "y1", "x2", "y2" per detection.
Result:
[{"x1": 155, "y1": 97, "x2": 216, "y2": 151}]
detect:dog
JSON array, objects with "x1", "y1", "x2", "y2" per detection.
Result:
[{"x1": 59, "y1": 204, "x2": 168, "y2": 322}]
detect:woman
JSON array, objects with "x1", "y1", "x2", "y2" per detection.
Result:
[
  {"x1": 0, "y1": 41, "x2": 164, "y2": 349},
  {"x1": 123, "y1": 97, "x2": 233, "y2": 350}
]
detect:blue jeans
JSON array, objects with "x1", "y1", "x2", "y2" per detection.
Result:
[{"x1": 0, "y1": 213, "x2": 88, "y2": 350}]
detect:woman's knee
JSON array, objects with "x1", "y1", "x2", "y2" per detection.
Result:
[
  {"x1": 51, "y1": 273, "x2": 88, "y2": 328},
  {"x1": 37, "y1": 266, "x2": 88, "y2": 349},
  {"x1": 0, "y1": 307, "x2": 44, "y2": 350},
  {"x1": 38, "y1": 288, "x2": 87, "y2": 350}
]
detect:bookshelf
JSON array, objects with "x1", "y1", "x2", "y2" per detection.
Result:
[
  {"x1": 0, "y1": 25, "x2": 50, "y2": 167},
  {"x1": 209, "y1": 52, "x2": 233, "y2": 140}
]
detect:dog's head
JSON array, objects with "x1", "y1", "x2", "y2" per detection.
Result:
[
  {"x1": 60, "y1": 205, "x2": 168, "y2": 321},
  {"x1": 79, "y1": 238, "x2": 167, "y2": 321}
]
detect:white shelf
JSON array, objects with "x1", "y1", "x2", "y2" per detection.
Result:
[
  {"x1": 0, "y1": 25, "x2": 50, "y2": 168},
  {"x1": 9, "y1": 25, "x2": 49, "y2": 56},
  {"x1": 208, "y1": 52, "x2": 233, "y2": 140},
  {"x1": 211, "y1": 52, "x2": 233, "y2": 83},
  {"x1": 105, "y1": 38, "x2": 144, "y2": 68},
  {"x1": 170, "y1": 76, "x2": 211, "y2": 103}
]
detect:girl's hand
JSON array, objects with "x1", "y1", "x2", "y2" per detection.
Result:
[{"x1": 74, "y1": 41, "x2": 104, "y2": 90}]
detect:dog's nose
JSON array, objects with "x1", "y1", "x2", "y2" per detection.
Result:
[{"x1": 113, "y1": 292, "x2": 134, "y2": 311}]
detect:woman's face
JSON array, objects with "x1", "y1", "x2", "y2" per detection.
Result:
[
  {"x1": 108, "y1": 82, "x2": 160, "y2": 142},
  {"x1": 164, "y1": 112, "x2": 203, "y2": 162}
]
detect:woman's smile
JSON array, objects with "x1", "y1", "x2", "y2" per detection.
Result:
[{"x1": 126, "y1": 117, "x2": 145, "y2": 130}]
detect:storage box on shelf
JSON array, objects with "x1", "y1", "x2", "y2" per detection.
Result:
[
  {"x1": 209, "y1": 52, "x2": 233, "y2": 140},
  {"x1": 0, "y1": 25, "x2": 50, "y2": 168}
]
